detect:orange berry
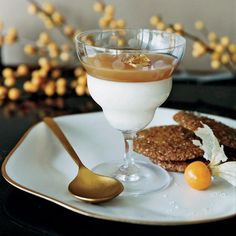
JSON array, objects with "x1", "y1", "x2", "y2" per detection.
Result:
[
  {"x1": 4, "y1": 77, "x2": 16, "y2": 87},
  {"x1": 104, "y1": 5, "x2": 114, "y2": 16},
  {"x1": 24, "y1": 81, "x2": 38, "y2": 93},
  {"x1": 38, "y1": 32, "x2": 51, "y2": 45},
  {"x1": 63, "y1": 25, "x2": 75, "y2": 37},
  {"x1": 215, "y1": 44, "x2": 224, "y2": 53},
  {"x1": 173, "y1": 23, "x2": 183, "y2": 32},
  {"x1": 2, "y1": 68, "x2": 14, "y2": 78},
  {"x1": 44, "y1": 20, "x2": 54, "y2": 30},
  {"x1": 208, "y1": 32, "x2": 217, "y2": 42},
  {"x1": 38, "y1": 57, "x2": 50, "y2": 68},
  {"x1": 52, "y1": 12, "x2": 64, "y2": 25},
  {"x1": 49, "y1": 49, "x2": 59, "y2": 59},
  {"x1": 60, "y1": 52, "x2": 70, "y2": 61},
  {"x1": 42, "y1": 2, "x2": 55, "y2": 15},
  {"x1": 150, "y1": 16, "x2": 161, "y2": 26},
  {"x1": 77, "y1": 75, "x2": 87, "y2": 86},
  {"x1": 156, "y1": 22, "x2": 166, "y2": 30},
  {"x1": 194, "y1": 21, "x2": 204, "y2": 30},
  {"x1": 8, "y1": 88, "x2": 21, "y2": 101},
  {"x1": 75, "y1": 85, "x2": 85, "y2": 96},
  {"x1": 184, "y1": 161, "x2": 212, "y2": 190},
  {"x1": 24, "y1": 44, "x2": 37, "y2": 55},
  {"x1": 38, "y1": 68, "x2": 48, "y2": 77},
  {"x1": 211, "y1": 52, "x2": 221, "y2": 60},
  {"x1": 32, "y1": 76, "x2": 44, "y2": 87},
  {"x1": 27, "y1": 3, "x2": 37, "y2": 15},
  {"x1": 228, "y1": 44, "x2": 236, "y2": 53},
  {"x1": 166, "y1": 27, "x2": 174, "y2": 33},
  {"x1": 74, "y1": 67, "x2": 84, "y2": 77},
  {"x1": 99, "y1": 17, "x2": 110, "y2": 28},
  {"x1": 4, "y1": 28, "x2": 17, "y2": 44},
  {"x1": 211, "y1": 60, "x2": 221, "y2": 69},
  {"x1": 44, "y1": 82, "x2": 55, "y2": 96},
  {"x1": 56, "y1": 78, "x2": 67, "y2": 87},
  {"x1": 93, "y1": 2, "x2": 104, "y2": 12},
  {"x1": 56, "y1": 86, "x2": 66, "y2": 96},
  {"x1": 209, "y1": 42, "x2": 217, "y2": 49},
  {"x1": 221, "y1": 53, "x2": 230, "y2": 64},
  {"x1": 16, "y1": 64, "x2": 29, "y2": 76},
  {"x1": 220, "y1": 36, "x2": 230, "y2": 47},
  {"x1": 116, "y1": 19, "x2": 125, "y2": 28}
]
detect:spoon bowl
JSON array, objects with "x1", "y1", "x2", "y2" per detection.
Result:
[
  {"x1": 43, "y1": 117, "x2": 124, "y2": 203},
  {"x1": 69, "y1": 167, "x2": 124, "y2": 203}
]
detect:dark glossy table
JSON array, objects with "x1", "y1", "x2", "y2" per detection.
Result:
[{"x1": 0, "y1": 78, "x2": 236, "y2": 235}]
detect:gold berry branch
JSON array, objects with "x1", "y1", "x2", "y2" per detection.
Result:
[
  {"x1": 0, "y1": 19, "x2": 21, "y2": 102},
  {"x1": 25, "y1": 0, "x2": 77, "y2": 63},
  {"x1": 0, "y1": 20, "x2": 18, "y2": 46},
  {"x1": 24, "y1": 1, "x2": 94, "y2": 98},
  {"x1": 93, "y1": 1, "x2": 126, "y2": 29},
  {"x1": 0, "y1": 0, "x2": 89, "y2": 104},
  {"x1": 93, "y1": 1, "x2": 126, "y2": 47},
  {"x1": 150, "y1": 16, "x2": 236, "y2": 75},
  {"x1": 27, "y1": 0, "x2": 74, "y2": 41}
]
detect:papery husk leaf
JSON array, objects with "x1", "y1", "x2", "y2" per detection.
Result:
[
  {"x1": 211, "y1": 162, "x2": 236, "y2": 186},
  {"x1": 193, "y1": 124, "x2": 227, "y2": 165}
]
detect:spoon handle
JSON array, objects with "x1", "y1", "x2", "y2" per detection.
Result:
[{"x1": 43, "y1": 117, "x2": 83, "y2": 168}]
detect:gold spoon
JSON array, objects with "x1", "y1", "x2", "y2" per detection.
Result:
[{"x1": 43, "y1": 117, "x2": 124, "y2": 203}]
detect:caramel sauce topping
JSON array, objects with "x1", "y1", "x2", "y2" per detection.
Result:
[{"x1": 83, "y1": 53, "x2": 175, "y2": 82}]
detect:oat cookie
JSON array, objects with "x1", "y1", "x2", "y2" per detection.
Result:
[
  {"x1": 173, "y1": 111, "x2": 236, "y2": 149},
  {"x1": 133, "y1": 125, "x2": 203, "y2": 161},
  {"x1": 152, "y1": 157, "x2": 207, "y2": 172}
]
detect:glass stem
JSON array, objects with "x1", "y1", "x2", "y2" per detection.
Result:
[
  {"x1": 123, "y1": 132, "x2": 136, "y2": 167},
  {"x1": 116, "y1": 132, "x2": 140, "y2": 182}
]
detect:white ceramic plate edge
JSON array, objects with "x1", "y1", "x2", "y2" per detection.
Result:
[{"x1": 1, "y1": 109, "x2": 236, "y2": 225}]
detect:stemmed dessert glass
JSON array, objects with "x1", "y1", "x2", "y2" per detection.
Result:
[{"x1": 75, "y1": 29, "x2": 186, "y2": 196}]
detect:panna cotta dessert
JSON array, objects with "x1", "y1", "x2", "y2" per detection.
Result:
[
  {"x1": 83, "y1": 53, "x2": 175, "y2": 131},
  {"x1": 75, "y1": 29, "x2": 186, "y2": 196}
]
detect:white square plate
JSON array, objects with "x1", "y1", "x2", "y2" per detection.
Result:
[{"x1": 2, "y1": 108, "x2": 236, "y2": 225}]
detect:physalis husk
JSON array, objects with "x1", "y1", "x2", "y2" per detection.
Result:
[{"x1": 188, "y1": 124, "x2": 236, "y2": 189}]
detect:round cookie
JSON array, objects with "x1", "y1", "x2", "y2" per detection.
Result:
[
  {"x1": 173, "y1": 111, "x2": 236, "y2": 149},
  {"x1": 152, "y1": 158, "x2": 207, "y2": 173},
  {"x1": 133, "y1": 125, "x2": 203, "y2": 161},
  {"x1": 152, "y1": 159, "x2": 189, "y2": 172}
]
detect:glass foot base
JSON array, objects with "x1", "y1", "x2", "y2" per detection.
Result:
[{"x1": 92, "y1": 160, "x2": 172, "y2": 196}]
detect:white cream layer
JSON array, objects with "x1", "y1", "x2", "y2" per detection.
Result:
[{"x1": 87, "y1": 75, "x2": 172, "y2": 131}]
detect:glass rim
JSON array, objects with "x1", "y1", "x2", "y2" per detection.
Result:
[{"x1": 74, "y1": 28, "x2": 186, "y2": 51}]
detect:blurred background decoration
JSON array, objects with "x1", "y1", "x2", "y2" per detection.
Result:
[
  {"x1": 149, "y1": 16, "x2": 236, "y2": 75},
  {"x1": 0, "y1": 0, "x2": 236, "y2": 106}
]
